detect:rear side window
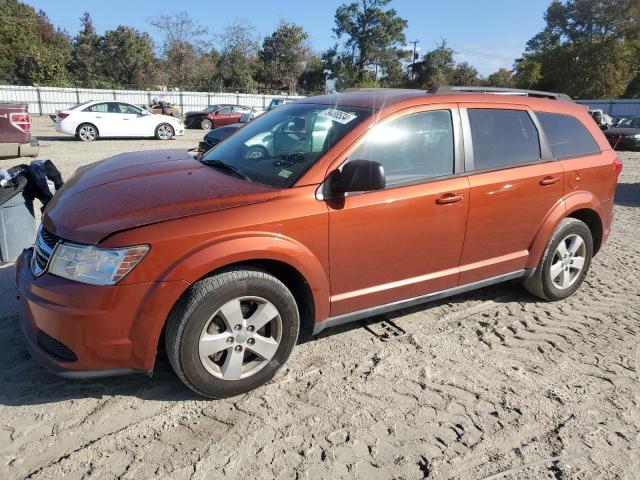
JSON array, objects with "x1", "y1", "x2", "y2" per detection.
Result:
[
  {"x1": 350, "y1": 110, "x2": 454, "y2": 186},
  {"x1": 536, "y1": 112, "x2": 600, "y2": 158},
  {"x1": 468, "y1": 109, "x2": 540, "y2": 171},
  {"x1": 85, "y1": 103, "x2": 109, "y2": 113}
]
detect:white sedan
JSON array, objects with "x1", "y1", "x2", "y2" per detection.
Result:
[{"x1": 54, "y1": 101, "x2": 185, "y2": 142}]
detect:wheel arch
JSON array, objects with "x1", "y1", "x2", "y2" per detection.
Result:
[{"x1": 526, "y1": 191, "x2": 605, "y2": 269}]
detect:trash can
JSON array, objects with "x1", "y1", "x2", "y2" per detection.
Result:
[{"x1": 0, "y1": 176, "x2": 36, "y2": 263}]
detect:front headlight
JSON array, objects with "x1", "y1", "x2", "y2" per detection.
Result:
[{"x1": 48, "y1": 243, "x2": 149, "y2": 286}]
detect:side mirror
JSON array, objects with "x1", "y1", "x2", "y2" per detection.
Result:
[{"x1": 330, "y1": 159, "x2": 385, "y2": 194}]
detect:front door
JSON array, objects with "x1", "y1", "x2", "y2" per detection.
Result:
[
  {"x1": 328, "y1": 107, "x2": 470, "y2": 316},
  {"x1": 458, "y1": 106, "x2": 565, "y2": 284},
  {"x1": 214, "y1": 107, "x2": 236, "y2": 126}
]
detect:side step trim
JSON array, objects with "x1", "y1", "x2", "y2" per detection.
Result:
[{"x1": 313, "y1": 269, "x2": 529, "y2": 335}]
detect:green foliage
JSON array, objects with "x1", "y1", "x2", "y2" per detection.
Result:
[
  {"x1": 258, "y1": 21, "x2": 312, "y2": 93},
  {"x1": 329, "y1": 0, "x2": 408, "y2": 88},
  {"x1": 0, "y1": 1, "x2": 71, "y2": 85},
  {"x1": 216, "y1": 18, "x2": 259, "y2": 92},
  {"x1": 487, "y1": 68, "x2": 515, "y2": 88},
  {"x1": 517, "y1": 0, "x2": 640, "y2": 98},
  {"x1": 100, "y1": 26, "x2": 156, "y2": 89},
  {"x1": 410, "y1": 40, "x2": 480, "y2": 89}
]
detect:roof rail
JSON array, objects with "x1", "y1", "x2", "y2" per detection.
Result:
[{"x1": 433, "y1": 86, "x2": 573, "y2": 102}]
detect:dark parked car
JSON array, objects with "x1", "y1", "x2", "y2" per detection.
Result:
[
  {"x1": 0, "y1": 103, "x2": 39, "y2": 159},
  {"x1": 604, "y1": 116, "x2": 640, "y2": 150},
  {"x1": 184, "y1": 105, "x2": 255, "y2": 130},
  {"x1": 198, "y1": 123, "x2": 243, "y2": 154}
]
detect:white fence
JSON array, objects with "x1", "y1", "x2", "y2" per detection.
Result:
[
  {"x1": 0, "y1": 85, "x2": 306, "y2": 115},
  {"x1": 577, "y1": 99, "x2": 640, "y2": 117}
]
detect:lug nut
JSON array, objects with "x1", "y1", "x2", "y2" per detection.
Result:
[
  {"x1": 247, "y1": 338, "x2": 255, "y2": 345},
  {"x1": 234, "y1": 345, "x2": 243, "y2": 352},
  {"x1": 226, "y1": 337, "x2": 234, "y2": 344},
  {"x1": 234, "y1": 324, "x2": 242, "y2": 331},
  {"x1": 247, "y1": 325, "x2": 255, "y2": 332}
]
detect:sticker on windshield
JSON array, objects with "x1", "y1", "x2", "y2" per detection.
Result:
[
  {"x1": 278, "y1": 169, "x2": 293, "y2": 178},
  {"x1": 318, "y1": 109, "x2": 358, "y2": 125}
]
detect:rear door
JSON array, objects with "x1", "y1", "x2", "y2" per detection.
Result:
[
  {"x1": 82, "y1": 102, "x2": 122, "y2": 136},
  {"x1": 458, "y1": 105, "x2": 564, "y2": 285}
]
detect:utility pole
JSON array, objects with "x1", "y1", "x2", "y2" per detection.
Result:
[{"x1": 409, "y1": 40, "x2": 419, "y2": 81}]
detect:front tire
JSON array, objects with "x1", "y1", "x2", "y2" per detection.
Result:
[
  {"x1": 524, "y1": 218, "x2": 593, "y2": 301},
  {"x1": 76, "y1": 123, "x2": 98, "y2": 142},
  {"x1": 155, "y1": 123, "x2": 174, "y2": 140},
  {"x1": 200, "y1": 118, "x2": 213, "y2": 130},
  {"x1": 165, "y1": 269, "x2": 299, "y2": 399}
]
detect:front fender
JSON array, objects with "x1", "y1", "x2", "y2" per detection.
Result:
[
  {"x1": 526, "y1": 191, "x2": 604, "y2": 269},
  {"x1": 159, "y1": 232, "x2": 331, "y2": 323}
]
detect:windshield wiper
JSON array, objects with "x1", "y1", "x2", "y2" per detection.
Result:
[{"x1": 201, "y1": 158, "x2": 252, "y2": 182}]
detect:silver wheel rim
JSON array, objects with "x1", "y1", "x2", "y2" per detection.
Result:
[
  {"x1": 158, "y1": 125, "x2": 172, "y2": 139},
  {"x1": 79, "y1": 125, "x2": 96, "y2": 141},
  {"x1": 202, "y1": 119, "x2": 212, "y2": 129},
  {"x1": 550, "y1": 233, "x2": 586, "y2": 290},
  {"x1": 198, "y1": 296, "x2": 282, "y2": 381}
]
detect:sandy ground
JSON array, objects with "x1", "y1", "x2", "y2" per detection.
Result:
[{"x1": 0, "y1": 116, "x2": 639, "y2": 479}]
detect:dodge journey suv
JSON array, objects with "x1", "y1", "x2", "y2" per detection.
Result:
[{"x1": 15, "y1": 87, "x2": 621, "y2": 398}]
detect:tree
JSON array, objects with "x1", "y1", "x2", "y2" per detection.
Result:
[
  {"x1": 517, "y1": 0, "x2": 640, "y2": 98},
  {"x1": 450, "y1": 62, "x2": 480, "y2": 86},
  {"x1": 412, "y1": 40, "x2": 455, "y2": 89},
  {"x1": 258, "y1": 21, "x2": 312, "y2": 93},
  {"x1": 331, "y1": 0, "x2": 408, "y2": 88},
  {"x1": 216, "y1": 18, "x2": 259, "y2": 92},
  {"x1": 100, "y1": 26, "x2": 156, "y2": 88},
  {"x1": 0, "y1": 1, "x2": 71, "y2": 86},
  {"x1": 69, "y1": 12, "x2": 110, "y2": 87},
  {"x1": 487, "y1": 68, "x2": 515, "y2": 87},
  {"x1": 148, "y1": 12, "x2": 209, "y2": 89}
]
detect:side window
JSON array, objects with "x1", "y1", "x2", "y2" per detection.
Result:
[
  {"x1": 468, "y1": 109, "x2": 540, "y2": 170},
  {"x1": 349, "y1": 110, "x2": 454, "y2": 186},
  {"x1": 84, "y1": 103, "x2": 109, "y2": 113},
  {"x1": 218, "y1": 107, "x2": 233, "y2": 114},
  {"x1": 536, "y1": 112, "x2": 600, "y2": 158},
  {"x1": 118, "y1": 103, "x2": 143, "y2": 114}
]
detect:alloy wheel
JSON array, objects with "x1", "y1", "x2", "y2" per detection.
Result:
[
  {"x1": 198, "y1": 296, "x2": 282, "y2": 381},
  {"x1": 158, "y1": 124, "x2": 173, "y2": 140},
  {"x1": 78, "y1": 125, "x2": 96, "y2": 141},
  {"x1": 550, "y1": 233, "x2": 586, "y2": 290}
]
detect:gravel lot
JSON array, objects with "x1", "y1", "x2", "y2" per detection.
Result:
[{"x1": 0, "y1": 116, "x2": 639, "y2": 479}]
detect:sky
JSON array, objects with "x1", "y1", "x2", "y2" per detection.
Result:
[{"x1": 24, "y1": 0, "x2": 552, "y2": 77}]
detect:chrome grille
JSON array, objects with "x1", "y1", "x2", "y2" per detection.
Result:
[{"x1": 31, "y1": 226, "x2": 60, "y2": 276}]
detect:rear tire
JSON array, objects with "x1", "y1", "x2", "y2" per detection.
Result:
[
  {"x1": 155, "y1": 123, "x2": 174, "y2": 140},
  {"x1": 524, "y1": 218, "x2": 593, "y2": 301},
  {"x1": 76, "y1": 123, "x2": 98, "y2": 142},
  {"x1": 165, "y1": 269, "x2": 299, "y2": 399}
]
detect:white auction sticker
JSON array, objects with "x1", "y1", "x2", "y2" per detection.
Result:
[{"x1": 318, "y1": 109, "x2": 358, "y2": 124}]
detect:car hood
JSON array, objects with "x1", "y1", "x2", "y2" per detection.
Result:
[
  {"x1": 605, "y1": 127, "x2": 640, "y2": 136},
  {"x1": 43, "y1": 149, "x2": 279, "y2": 244}
]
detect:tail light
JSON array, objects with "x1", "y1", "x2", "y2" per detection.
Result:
[
  {"x1": 57, "y1": 112, "x2": 70, "y2": 120},
  {"x1": 613, "y1": 157, "x2": 623, "y2": 175},
  {"x1": 9, "y1": 112, "x2": 31, "y2": 133}
]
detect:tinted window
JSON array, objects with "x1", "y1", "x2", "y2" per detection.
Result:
[
  {"x1": 468, "y1": 109, "x2": 540, "y2": 170},
  {"x1": 537, "y1": 112, "x2": 600, "y2": 158},
  {"x1": 218, "y1": 107, "x2": 233, "y2": 114},
  {"x1": 349, "y1": 110, "x2": 454, "y2": 186}
]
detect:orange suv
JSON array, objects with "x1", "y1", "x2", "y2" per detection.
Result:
[{"x1": 15, "y1": 87, "x2": 622, "y2": 398}]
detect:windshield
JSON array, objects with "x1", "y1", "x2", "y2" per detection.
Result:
[
  {"x1": 202, "y1": 103, "x2": 372, "y2": 188},
  {"x1": 618, "y1": 117, "x2": 640, "y2": 128},
  {"x1": 203, "y1": 105, "x2": 220, "y2": 113}
]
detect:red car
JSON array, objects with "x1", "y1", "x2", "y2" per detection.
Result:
[{"x1": 184, "y1": 104, "x2": 256, "y2": 130}]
